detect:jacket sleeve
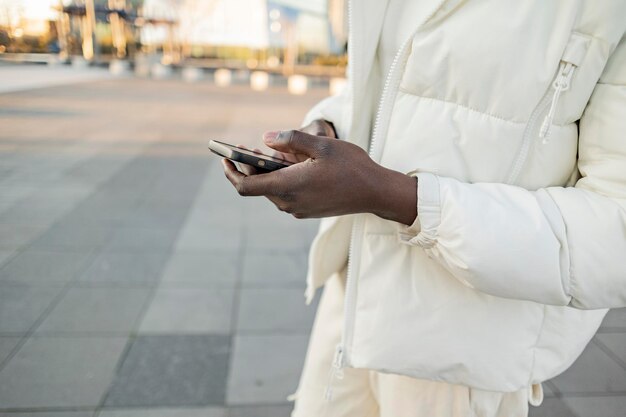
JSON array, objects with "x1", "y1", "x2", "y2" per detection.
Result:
[
  {"x1": 301, "y1": 77, "x2": 352, "y2": 139},
  {"x1": 398, "y1": 37, "x2": 626, "y2": 310}
]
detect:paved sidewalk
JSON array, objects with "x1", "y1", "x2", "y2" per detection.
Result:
[
  {"x1": 0, "y1": 72, "x2": 624, "y2": 417},
  {"x1": 0, "y1": 63, "x2": 111, "y2": 94}
]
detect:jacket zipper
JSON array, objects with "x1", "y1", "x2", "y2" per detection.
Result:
[
  {"x1": 324, "y1": 0, "x2": 450, "y2": 402},
  {"x1": 506, "y1": 60, "x2": 577, "y2": 184},
  {"x1": 539, "y1": 62, "x2": 575, "y2": 142}
]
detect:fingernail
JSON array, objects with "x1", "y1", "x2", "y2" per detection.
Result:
[{"x1": 263, "y1": 131, "x2": 280, "y2": 143}]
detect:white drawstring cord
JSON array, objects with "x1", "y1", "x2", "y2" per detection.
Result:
[{"x1": 539, "y1": 62, "x2": 575, "y2": 143}]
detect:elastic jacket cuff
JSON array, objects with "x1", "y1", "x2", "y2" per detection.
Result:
[{"x1": 398, "y1": 172, "x2": 441, "y2": 249}]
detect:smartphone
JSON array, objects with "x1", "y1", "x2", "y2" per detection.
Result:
[{"x1": 208, "y1": 140, "x2": 293, "y2": 172}]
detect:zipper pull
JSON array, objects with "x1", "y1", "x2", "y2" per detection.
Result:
[
  {"x1": 539, "y1": 62, "x2": 575, "y2": 143},
  {"x1": 324, "y1": 344, "x2": 345, "y2": 402}
]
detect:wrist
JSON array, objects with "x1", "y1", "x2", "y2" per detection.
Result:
[{"x1": 370, "y1": 168, "x2": 418, "y2": 225}]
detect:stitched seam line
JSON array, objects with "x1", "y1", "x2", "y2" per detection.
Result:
[
  {"x1": 397, "y1": 88, "x2": 526, "y2": 125},
  {"x1": 528, "y1": 304, "x2": 548, "y2": 387},
  {"x1": 543, "y1": 190, "x2": 574, "y2": 298}
]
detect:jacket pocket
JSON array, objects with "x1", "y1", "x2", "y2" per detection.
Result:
[{"x1": 507, "y1": 32, "x2": 590, "y2": 185}]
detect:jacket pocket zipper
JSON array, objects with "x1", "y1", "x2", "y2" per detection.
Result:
[
  {"x1": 506, "y1": 59, "x2": 579, "y2": 184},
  {"x1": 539, "y1": 61, "x2": 576, "y2": 142},
  {"x1": 506, "y1": 32, "x2": 588, "y2": 185}
]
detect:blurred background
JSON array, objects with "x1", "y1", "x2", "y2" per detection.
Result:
[{"x1": 0, "y1": 1, "x2": 625, "y2": 417}]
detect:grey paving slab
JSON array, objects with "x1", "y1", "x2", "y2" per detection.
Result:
[
  {"x1": 0, "y1": 336, "x2": 21, "y2": 364},
  {"x1": 139, "y1": 289, "x2": 234, "y2": 334},
  {"x1": 227, "y1": 334, "x2": 309, "y2": 405},
  {"x1": 0, "y1": 250, "x2": 94, "y2": 285},
  {"x1": 120, "y1": 203, "x2": 191, "y2": 230},
  {"x1": 228, "y1": 405, "x2": 294, "y2": 417},
  {"x1": 245, "y1": 223, "x2": 315, "y2": 252},
  {"x1": 600, "y1": 308, "x2": 626, "y2": 331},
  {"x1": 98, "y1": 408, "x2": 226, "y2": 417},
  {"x1": 529, "y1": 398, "x2": 577, "y2": 417},
  {"x1": 31, "y1": 224, "x2": 112, "y2": 250},
  {"x1": 550, "y1": 342, "x2": 626, "y2": 394},
  {"x1": 0, "y1": 64, "x2": 110, "y2": 94},
  {"x1": 236, "y1": 289, "x2": 315, "y2": 334},
  {"x1": 0, "y1": 200, "x2": 77, "y2": 226},
  {"x1": 596, "y1": 333, "x2": 626, "y2": 366},
  {"x1": 160, "y1": 251, "x2": 238, "y2": 288},
  {"x1": 241, "y1": 252, "x2": 307, "y2": 288},
  {"x1": 562, "y1": 396, "x2": 626, "y2": 417},
  {"x1": 0, "y1": 185, "x2": 35, "y2": 206},
  {"x1": 105, "y1": 227, "x2": 180, "y2": 252},
  {"x1": 174, "y1": 223, "x2": 242, "y2": 252},
  {"x1": 0, "y1": 336, "x2": 127, "y2": 408},
  {"x1": 0, "y1": 224, "x2": 48, "y2": 250},
  {"x1": 77, "y1": 251, "x2": 167, "y2": 286},
  {"x1": 0, "y1": 286, "x2": 62, "y2": 333},
  {"x1": 36, "y1": 288, "x2": 152, "y2": 334},
  {"x1": 542, "y1": 381, "x2": 557, "y2": 397},
  {"x1": 69, "y1": 200, "x2": 140, "y2": 227},
  {"x1": 0, "y1": 250, "x2": 15, "y2": 267},
  {"x1": 104, "y1": 335, "x2": 230, "y2": 407},
  {"x1": 0, "y1": 413, "x2": 93, "y2": 417}
]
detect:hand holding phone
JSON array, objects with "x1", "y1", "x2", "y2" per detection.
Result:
[{"x1": 208, "y1": 140, "x2": 293, "y2": 172}]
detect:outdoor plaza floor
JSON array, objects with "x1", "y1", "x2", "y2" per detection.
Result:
[{"x1": 0, "y1": 66, "x2": 624, "y2": 417}]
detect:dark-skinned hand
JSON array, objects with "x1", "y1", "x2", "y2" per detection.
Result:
[
  {"x1": 237, "y1": 119, "x2": 337, "y2": 176},
  {"x1": 222, "y1": 125, "x2": 418, "y2": 225}
]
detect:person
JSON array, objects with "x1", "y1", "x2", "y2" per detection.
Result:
[{"x1": 222, "y1": 1, "x2": 626, "y2": 416}]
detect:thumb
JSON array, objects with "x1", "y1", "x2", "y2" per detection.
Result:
[{"x1": 263, "y1": 130, "x2": 328, "y2": 157}]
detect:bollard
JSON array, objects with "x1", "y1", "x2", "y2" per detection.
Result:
[
  {"x1": 288, "y1": 75, "x2": 308, "y2": 95},
  {"x1": 182, "y1": 67, "x2": 204, "y2": 83},
  {"x1": 214, "y1": 69, "x2": 232, "y2": 87},
  {"x1": 109, "y1": 59, "x2": 131, "y2": 76},
  {"x1": 250, "y1": 71, "x2": 269, "y2": 91},
  {"x1": 151, "y1": 63, "x2": 173, "y2": 79}
]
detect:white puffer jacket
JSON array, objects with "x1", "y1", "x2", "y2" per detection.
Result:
[{"x1": 302, "y1": 0, "x2": 626, "y2": 394}]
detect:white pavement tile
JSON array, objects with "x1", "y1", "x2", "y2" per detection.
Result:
[
  {"x1": 139, "y1": 288, "x2": 234, "y2": 334},
  {"x1": 227, "y1": 334, "x2": 309, "y2": 405},
  {"x1": 0, "y1": 336, "x2": 127, "y2": 408}
]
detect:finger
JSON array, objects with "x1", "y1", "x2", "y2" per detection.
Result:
[
  {"x1": 222, "y1": 159, "x2": 276, "y2": 197},
  {"x1": 301, "y1": 120, "x2": 336, "y2": 138},
  {"x1": 233, "y1": 145, "x2": 262, "y2": 175},
  {"x1": 239, "y1": 163, "x2": 259, "y2": 176},
  {"x1": 263, "y1": 130, "x2": 331, "y2": 157}
]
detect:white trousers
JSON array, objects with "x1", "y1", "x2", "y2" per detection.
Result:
[{"x1": 291, "y1": 272, "x2": 530, "y2": 417}]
